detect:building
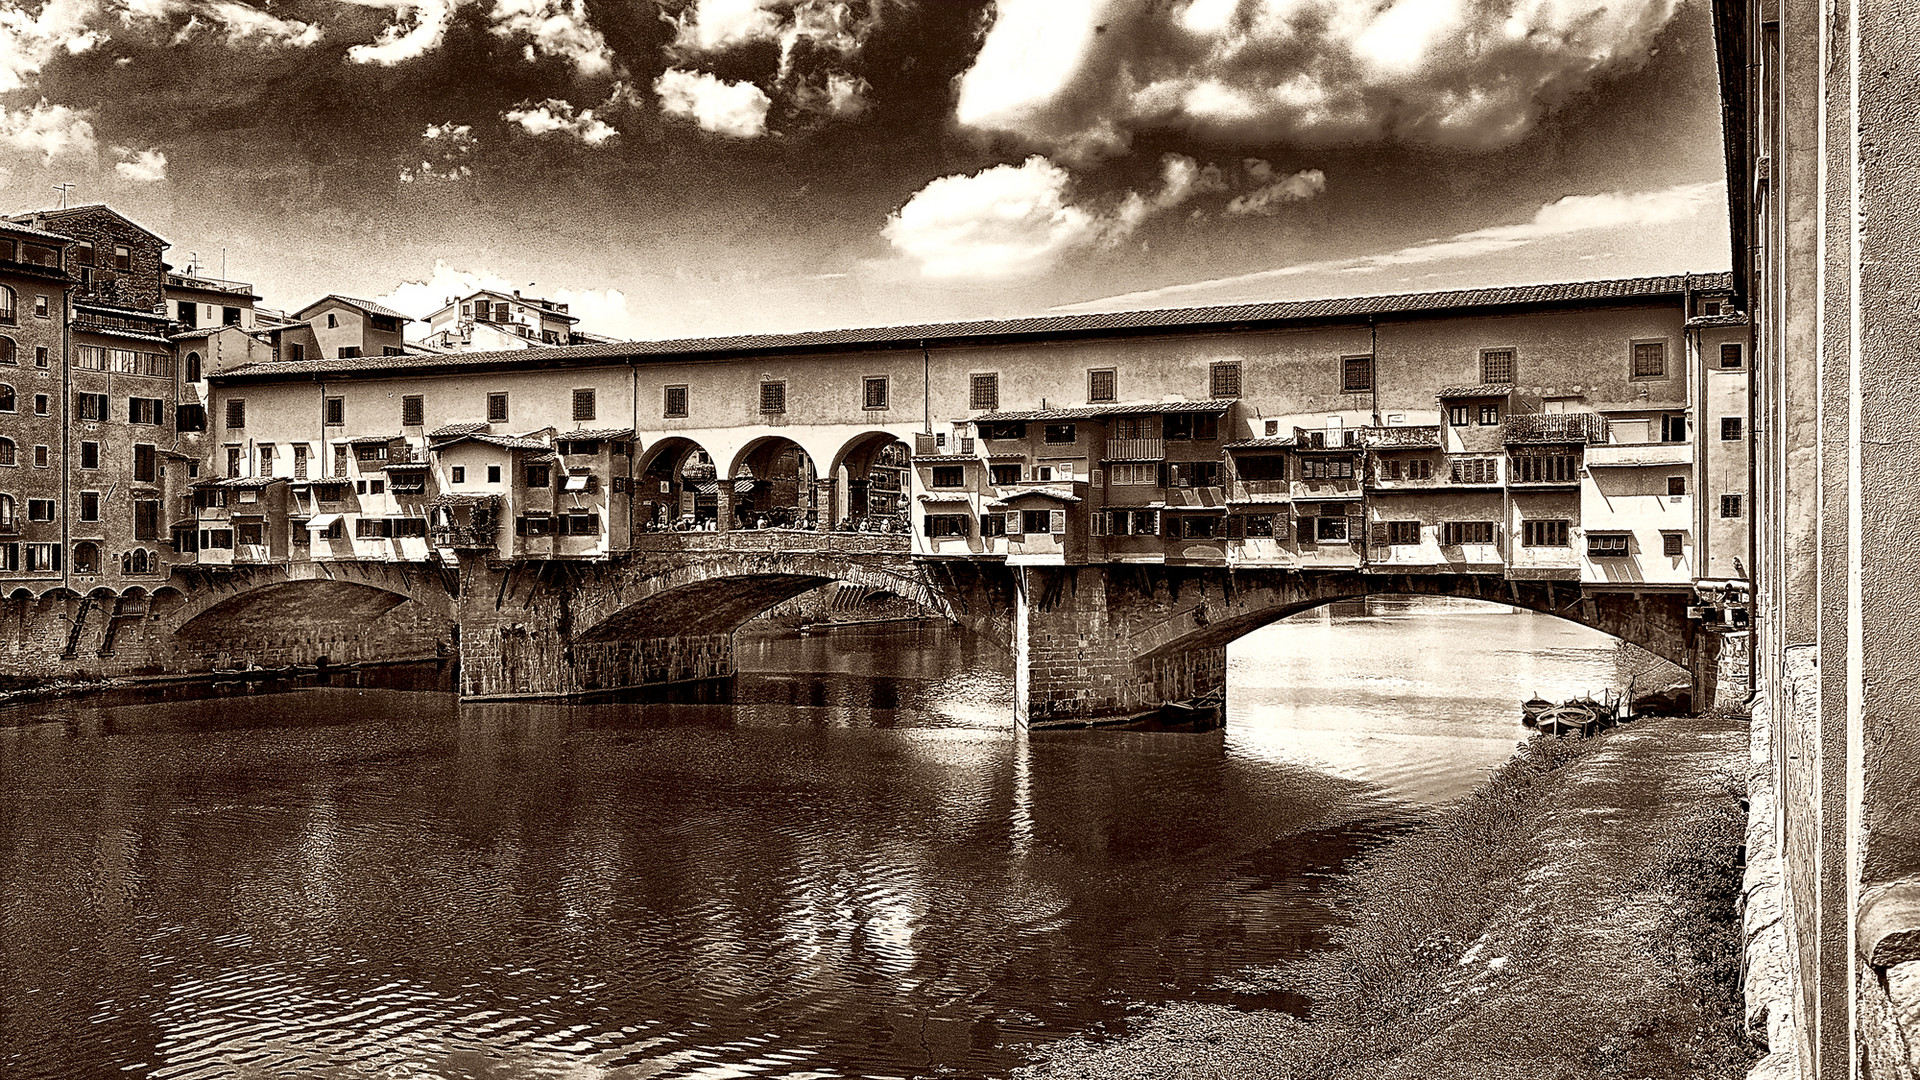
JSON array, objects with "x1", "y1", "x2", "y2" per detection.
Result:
[
  {"x1": 419, "y1": 288, "x2": 609, "y2": 353},
  {"x1": 267, "y1": 295, "x2": 413, "y2": 361},
  {"x1": 0, "y1": 220, "x2": 73, "y2": 585}
]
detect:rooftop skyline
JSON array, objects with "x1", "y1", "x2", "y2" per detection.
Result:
[{"x1": 0, "y1": 0, "x2": 1731, "y2": 342}]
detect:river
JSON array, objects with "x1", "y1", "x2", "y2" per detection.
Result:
[{"x1": 0, "y1": 597, "x2": 1620, "y2": 1080}]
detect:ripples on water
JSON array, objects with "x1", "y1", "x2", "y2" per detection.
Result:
[{"x1": 0, "y1": 598, "x2": 1618, "y2": 1080}]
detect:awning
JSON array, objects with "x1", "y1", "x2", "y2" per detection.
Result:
[
  {"x1": 918, "y1": 494, "x2": 973, "y2": 504},
  {"x1": 306, "y1": 513, "x2": 342, "y2": 529},
  {"x1": 563, "y1": 474, "x2": 591, "y2": 492}
]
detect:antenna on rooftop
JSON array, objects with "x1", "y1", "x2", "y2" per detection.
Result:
[
  {"x1": 185, "y1": 251, "x2": 202, "y2": 276},
  {"x1": 51, "y1": 182, "x2": 75, "y2": 209}
]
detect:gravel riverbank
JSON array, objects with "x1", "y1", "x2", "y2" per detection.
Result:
[{"x1": 1019, "y1": 714, "x2": 1757, "y2": 1080}]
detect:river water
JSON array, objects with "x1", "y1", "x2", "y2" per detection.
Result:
[{"x1": 0, "y1": 597, "x2": 1619, "y2": 1080}]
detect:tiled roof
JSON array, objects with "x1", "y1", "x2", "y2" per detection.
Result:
[
  {"x1": 191, "y1": 476, "x2": 285, "y2": 489},
  {"x1": 559, "y1": 427, "x2": 634, "y2": 440},
  {"x1": 215, "y1": 273, "x2": 1730, "y2": 384},
  {"x1": 429, "y1": 422, "x2": 490, "y2": 438},
  {"x1": 975, "y1": 399, "x2": 1235, "y2": 422},
  {"x1": 346, "y1": 433, "x2": 401, "y2": 444},
  {"x1": 296, "y1": 294, "x2": 413, "y2": 321},
  {"x1": 1687, "y1": 312, "x2": 1751, "y2": 327},
  {"x1": 169, "y1": 327, "x2": 223, "y2": 340},
  {"x1": 1437, "y1": 384, "x2": 1513, "y2": 399},
  {"x1": 1223, "y1": 436, "x2": 1297, "y2": 450},
  {"x1": 0, "y1": 220, "x2": 71, "y2": 242},
  {"x1": 436, "y1": 433, "x2": 549, "y2": 451}
]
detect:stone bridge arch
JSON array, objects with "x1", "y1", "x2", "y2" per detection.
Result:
[{"x1": 162, "y1": 561, "x2": 457, "y2": 669}]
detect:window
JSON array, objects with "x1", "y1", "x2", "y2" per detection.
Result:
[
  {"x1": 288, "y1": 343, "x2": 304, "y2": 362},
  {"x1": 74, "y1": 392, "x2": 104, "y2": 421},
  {"x1": 293, "y1": 445, "x2": 308, "y2": 479},
  {"x1": 1720, "y1": 343, "x2": 1744, "y2": 369},
  {"x1": 134, "y1": 500, "x2": 160, "y2": 540},
  {"x1": 1162, "y1": 461, "x2": 1220, "y2": 488},
  {"x1": 1442, "y1": 521, "x2": 1495, "y2": 546},
  {"x1": 1299, "y1": 457, "x2": 1354, "y2": 480},
  {"x1": 1587, "y1": 533, "x2": 1631, "y2": 557},
  {"x1": 332, "y1": 444, "x2": 348, "y2": 477},
  {"x1": 176, "y1": 300, "x2": 196, "y2": 325},
  {"x1": 1162, "y1": 413, "x2": 1219, "y2": 441},
  {"x1": 1720, "y1": 417, "x2": 1743, "y2": 441},
  {"x1": 226, "y1": 398, "x2": 246, "y2": 429},
  {"x1": 864, "y1": 376, "x2": 888, "y2": 410},
  {"x1": 73, "y1": 241, "x2": 92, "y2": 266},
  {"x1": 258, "y1": 444, "x2": 275, "y2": 475},
  {"x1": 924, "y1": 514, "x2": 970, "y2": 538},
  {"x1": 33, "y1": 393, "x2": 46, "y2": 416},
  {"x1": 34, "y1": 346, "x2": 46, "y2": 368},
  {"x1": 1630, "y1": 341, "x2": 1667, "y2": 379},
  {"x1": 1342, "y1": 355, "x2": 1373, "y2": 392},
  {"x1": 1720, "y1": 494, "x2": 1743, "y2": 518},
  {"x1": 1668, "y1": 475, "x2": 1687, "y2": 496},
  {"x1": 981, "y1": 513, "x2": 1007, "y2": 538},
  {"x1": 1521, "y1": 519, "x2": 1569, "y2": 547},
  {"x1": 1179, "y1": 515, "x2": 1219, "y2": 539},
  {"x1": 31, "y1": 294, "x2": 46, "y2": 319},
  {"x1": 113, "y1": 244, "x2": 131, "y2": 271},
  {"x1": 223, "y1": 306, "x2": 241, "y2": 326},
  {"x1": 393, "y1": 517, "x2": 428, "y2": 538},
  {"x1": 1209, "y1": 362, "x2": 1242, "y2": 398},
  {"x1": 27, "y1": 498, "x2": 54, "y2": 521},
  {"x1": 128, "y1": 397, "x2": 161, "y2": 424},
  {"x1": 226, "y1": 446, "x2": 242, "y2": 478},
  {"x1": 519, "y1": 513, "x2": 554, "y2": 537},
  {"x1": 493, "y1": 302, "x2": 509, "y2": 323},
  {"x1": 79, "y1": 490, "x2": 99, "y2": 521},
  {"x1": 25, "y1": 542, "x2": 59, "y2": 571},
  {"x1": 0, "y1": 384, "x2": 11, "y2": 412},
  {"x1": 79, "y1": 441, "x2": 97, "y2": 469},
  {"x1": 355, "y1": 442, "x2": 388, "y2": 462},
  {"x1": 1662, "y1": 532, "x2": 1685, "y2": 557},
  {"x1": 72, "y1": 541, "x2": 98, "y2": 574},
  {"x1": 1450, "y1": 457, "x2": 1498, "y2": 484},
  {"x1": 664, "y1": 385, "x2": 688, "y2": 418},
  {"x1": 990, "y1": 463, "x2": 1021, "y2": 485},
  {"x1": 525, "y1": 464, "x2": 551, "y2": 488},
  {"x1": 1315, "y1": 515, "x2": 1349, "y2": 542},
  {"x1": 324, "y1": 397, "x2": 345, "y2": 426},
  {"x1": 402, "y1": 395, "x2": 425, "y2": 426},
  {"x1": 1043, "y1": 423, "x2": 1076, "y2": 444},
  {"x1": 1385, "y1": 520, "x2": 1420, "y2": 545},
  {"x1": 32, "y1": 445, "x2": 47, "y2": 468},
  {"x1": 1448, "y1": 404, "x2": 1471, "y2": 426},
  {"x1": 1478, "y1": 403, "x2": 1500, "y2": 425},
  {"x1": 1510, "y1": 453, "x2": 1577, "y2": 483},
  {"x1": 487, "y1": 392, "x2": 510, "y2": 422},
  {"x1": 759, "y1": 381, "x2": 786, "y2": 414},
  {"x1": 931, "y1": 465, "x2": 966, "y2": 488},
  {"x1": 133, "y1": 444, "x2": 156, "y2": 482},
  {"x1": 970, "y1": 373, "x2": 999, "y2": 412},
  {"x1": 235, "y1": 520, "x2": 264, "y2": 546},
  {"x1": 355, "y1": 518, "x2": 393, "y2": 540},
  {"x1": 1244, "y1": 514, "x2": 1278, "y2": 538},
  {"x1": 326, "y1": 312, "x2": 338, "y2": 328},
  {"x1": 1661, "y1": 414, "x2": 1689, "y2": 442},
  {"x1": 452, "y1": 466, "x2": 466, "y2": 483},
  {"x1": 572, "y1": 387, "x2": 596, "y2": 421},
  {"x1": 487, "y1": 465, "x2": 502, "y2": 484},
  {"x1": 1480, "y1": 348, "x2": 1515, "y2": 384},
  {"x1": 559, "y1": 513, "x2": 600, "y2": 536},
  {"x1": 0, "y1": 286, "x2": 12, "y2": 325},
  {"x1": 1107, "y1": 462, "x2": 1156, "y2": 485},
  {"x1": 1020, "y1": 509, "x2": 1052, "y2": 534},
  {"x1": 0, "y1": 493, "x2": 11, "y2": 525},
  {"x1": 1088, "y1": 368, "x2": 1116, "y2": 403},
  {"x1": 176, "y1": 404, "x2": 206, "y2": 432}
]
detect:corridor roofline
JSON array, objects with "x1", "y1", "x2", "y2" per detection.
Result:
[{"x1": 209, "y1": 272, "x2": 1733, "y2": 387}]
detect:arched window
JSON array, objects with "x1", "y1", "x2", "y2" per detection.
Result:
[
  {"x1": 0, "y1": 337, "x2": 14, "y2": 365},
  {"x1": 0, "y1": 384, "x2": 13, "y2": 412},
  {"x1": 73, "y1": 541, "x2": 98, "y2": 574},
  {"x1": 0, "y1": 438, "x2": 14, "y2": 466},
  {"x1": 128, "y1": 549, "x2": 151, "y2": 575},
  {"x1": 185, "y1": 351, "x2": 201, "y2": 383}
]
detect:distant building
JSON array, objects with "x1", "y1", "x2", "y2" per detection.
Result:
[
  {"x1": 268, "y1": 295, "x2": 414, "y2": 362},
  {"x1": 420, "y1": 288, "x2": 611, "y2": 352},
  {"x1": 0, "y1": 220, "x2": 72, "y2": 586}
]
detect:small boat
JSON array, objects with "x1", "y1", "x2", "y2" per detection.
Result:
[
  {"x1": 1156, "y1": 688, "x2": 1227, "y2": 730},
  {"x1": 1521, "y1": 697, "x2": 1555, "y2": 727}
]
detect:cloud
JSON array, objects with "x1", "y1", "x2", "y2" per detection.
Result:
[
  {"x1": 112, "y1": 145, "x2": 165, "y2": 181},
  {"x1": 487, "y1": 0, "x2": 609, "y2": 73},
  {"x1": 144, "y1": 0, "x2": 321, "y2": 47},
  {"x1": 653, "y1": 67, "x2": 770, "y2": 138},
  {"x1": 954, "y1": 0, "x2": 1684, "y2": 160},
  {"x1": 1225, "y1": 164, "x2": 1325, "y2": 216},
  {"x1": 792, "y1": 69, "x2": 867, "y2": 118},
  {"x1": 0, "y1": 98, "x2": 96, "y2": 162},
  {"x1": 884, "y1": 152, "x2": 1237, "y2": 279},
  {"x1": 399, "y1": 120, "x2": 475, "y2": 181},
  {"x1": 373, "y1": 260, "x2": 650, "y2": 340},
  {"x1": 344, "y1": 0, "x2": 458, "y2": 65},
  {"x1": 503, "y1": 98, "x2": 616, "y2": 144},
  {"x1": 0, "y1": 0, "x2": 103, "y2": 93},
  {"x1": 1058, "y1": 180, "x2": 1723, "y2": 309},
  {"x1": 669, "y1": 0, "x2": 871, "y2": 72},
  {"x1": 668, "y1": 0, "x2": 779, "y2": 53}
]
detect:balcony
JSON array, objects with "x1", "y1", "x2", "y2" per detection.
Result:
[
  {"x1": 1584, "y1": 441, "x2": 1694, "y2": 467},
  {"x1": 1103, "y1": 437, "x2": 1164, "y2": 461},
  {"x1": 1502, "y1": 412, "x2": 1609, "y2": 445},
  {"x1": 1228, "y1": 479, "x2": 1292, "y2": 504},
  {"x1": 431, "y1": 524, "x2": 498, "y2": 549},
  {"x1": 1361, "y1": 425, "x2": 1442, "y2": 449},
  {"x1": 166, "y1": 272, "x2": 255, "y2": 296}
]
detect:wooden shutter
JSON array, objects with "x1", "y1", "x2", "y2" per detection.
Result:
[
  {"x1": 1049, "y1": 509, "x2": 1066, "y2": 534},
  {"x1": 1225, "y1": 515, "x2": 1245, "y2": 540},
  {"x1": 1348, "y1": 514, "x2": 1365, "y2": 543},
  {"x1": 1297, "y1": 514, "x2": 1316, "y2": 544},
  {"x1": 1091, "y1": 512, "x2": 1106, "y2": 536},
  {"x1": 1006, "y1": 512, "x2": 1022, "y2": 537},
  {"x1": 1370, "y1": 521, "x2": 1390, "y2": 547}
]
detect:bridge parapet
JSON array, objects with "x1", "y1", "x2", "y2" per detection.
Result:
[{"x1": 628, "y1": 530, "x2": 909, "y2": 557}]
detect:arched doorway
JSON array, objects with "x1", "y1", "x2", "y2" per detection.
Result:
[
  {"x1": 828, "y1": 431, "x2": 912, "y2": 534},
  {"x1": 635, "y1": 438, "x2": 719, "y2": 531},
  {"x1": 729, "y1": 437, "x2": 819, "y2": 531}
]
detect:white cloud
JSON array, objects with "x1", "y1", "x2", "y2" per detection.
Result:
[
  {"x1": 1225, "y1": 166, "x2": 1325, "y2": 216},
  {"x1": 884, "y1": 153, "x2": 1234, "y2": 279},
  {"x1": 0, "y1": 0, "x2": 103, "y2": 93},
  {"x1": 503, "y1": 98, "x2": 616, "y2": 145},
  {"x1": 653, "y1": 68, "x2": 770, "y2": 138},
  {"x1": 374, "y1": 260, "x2": 649, "y2": 341},
  {"x1": 399, "y1": 120, "x2": 475, "y2": 181},
  {"x1": 0, "y1": 98, "x2": 95, "y2": 162},
  {"x1": 955, "y1": 0, "x2": 1684, "y2": 158},
  {"x1": 113, "y1": 145, "x2": 165, "y2": 181},
  {"x1": 1057, "y1": 180, "x2": 1724, "y2": 309},
  {"x1": 668, "y1": 0, "x2": 778, "y2": 52},
  {"x1": 487, "y1": 0, "x2": 608, "y2": 73},
  {"x1": 345, "y1": 0, "x2": 458, "y2": 64},
  {"x1": 151, "y1": 0, "x2": 320, "y2": 46}
]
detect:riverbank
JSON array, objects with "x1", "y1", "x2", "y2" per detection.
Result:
[{"x1": 1020, "y1": 713, "x2": 1756, "y2": 1080}]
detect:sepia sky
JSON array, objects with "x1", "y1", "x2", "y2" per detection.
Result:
[{"x1": 0, "y1": 0, "x2": 1731, "y2": 340}]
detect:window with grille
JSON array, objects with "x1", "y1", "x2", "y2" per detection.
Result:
[
  {"x1": 324, "y1": 397, "x2": 345, "y2": 425},
  {"x1": 1587, "y1": 532, "x2": 1631, "y2": 557},
  {"x1": 488, "y1": 392, "x2": 510, "y2": 422},
  {"x1": 1521, "y1": 519, "x2": 1568, "y2": 546},
  {"x1": 1480, "y1": 349, "x2": 1514, "y2": 384},
  {"x1": 1631, "y1": 341, "x2": 1667, "y2": 379},
  {"x1": 1663, "y1": 532, "x2": 1685, "y2": 557},
  {"x1": 759, "y1": 381, "x2": 786, "y2": 414},
  {"x1": 863, "y1": 377, "x2": 888, "y2": 410},
  {"x1": 1443, "y1": 521, "x2": 1495, "y2": 545},
  {"x1": 1210, "y1": 362, "x2": 1241, "y2": 398},
  {"x1": 970, "y1": 373, "x2": 998, "y2": 412},
  {"x1": 402, "y1": 395, "x2": 425, "y2": 426},
  {"x1": 572, "y1": 388, "x2": 597, "y2": 421},
  {"x1": 1720, "y1": 343, "x2": 1744, "y2": 369},
  {"x1": 663, "y1": 385, "x2": 688, "y2": 417},
  {"x1": 1720, "y1": 417, "x2": 1743, "y2": 440},
  {"x1": 1720, "y1": 494, "x2": 1743, "y2": 518},
  {"x1": 1088, "y1": 369, "x2": 1116, "y2": 403},
  {"x1": 225, "y1": 398, "x2": 246, "y2": 429},
  {"x1": 1342, "y1": 356, "x2": 1373, "y2": 392}
]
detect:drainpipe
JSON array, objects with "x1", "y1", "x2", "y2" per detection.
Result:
[
  {"x1": 60, "y1": 285, "x2": 70, "y2": 592},
  {"x1": 922, "y1": 341, "x2": 931, "y2": 435}
]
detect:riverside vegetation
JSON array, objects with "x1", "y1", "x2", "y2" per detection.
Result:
[{"x1": 1021, "y1": 715, "x2": 1756, "y2": 1080}]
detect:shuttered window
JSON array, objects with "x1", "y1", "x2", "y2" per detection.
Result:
[
  {"x1": 1630, "y1": 341, "x2": 1667, "y2": 379},
  {"x1": 1443, "y1": 521, "x2": 1496, "y2": 545}
]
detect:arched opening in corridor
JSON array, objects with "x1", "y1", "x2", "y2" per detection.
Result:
[
  {"x1": 634, "y1": 437, "x2": 719, "y2": 531},
  {"x1": 728, "y1": 437, "x2": 819, "y2": 531},
  {"x1": 827, "y1": 431, "x2": 912, "y2": 535}
]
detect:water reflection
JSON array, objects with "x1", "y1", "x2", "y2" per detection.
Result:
[{"x1": 0, "y1": 599, "x2": 1617, "y2": 1079}]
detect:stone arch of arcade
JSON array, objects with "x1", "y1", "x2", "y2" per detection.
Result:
[
  {"x1": 825, "y1": 430, "x2": 914, "y2": 531},
  {"x1": 725, "y1": 435, "x2": 821, "y2": 530},
  {"x1": 634, "y1": 435, "x2": 719, "y2": 530}
]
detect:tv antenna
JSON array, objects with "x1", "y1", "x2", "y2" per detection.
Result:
[{"x1": 51, "y1": 182, "x2": 75, "y2": 209}]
